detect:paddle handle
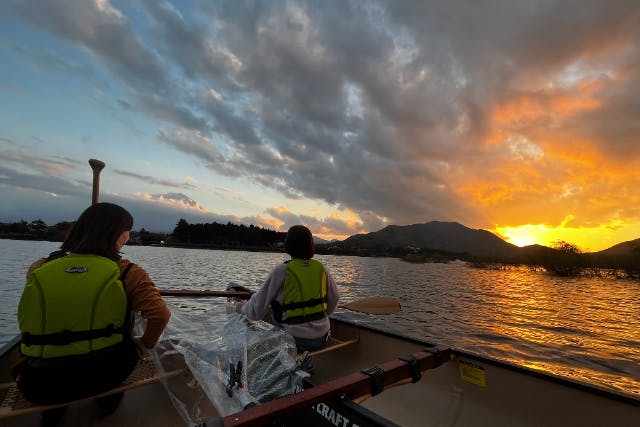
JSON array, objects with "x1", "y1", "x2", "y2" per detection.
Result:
[{"x1": 89, "y1": 159, "x2": 105, "y2": 205}]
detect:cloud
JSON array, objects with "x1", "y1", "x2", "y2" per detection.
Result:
[
  {"x1": 113, "y1": 170, "x2": 197, "y2": 190},
  {"x1": 9, "y1": 0, "x2": 166, "y2": 86},
  {"x1": 135, "y1": 192, "x2": 207, "y2": 211},
  {"x1": 0, "y1": 165, "x2": 86, "y2": 198},
  {"x1": 0, "y1": 39, "x2": 97, "y2": 82},
  {"x1": 5, "y1": 0, "x2": 640, "y2": 240},
  {"x1": 0, "y1": 144, "x2": 86, "y2": 196},
  {"x1": 264, "y1": 206, "x2": 369, "y2": 238}
]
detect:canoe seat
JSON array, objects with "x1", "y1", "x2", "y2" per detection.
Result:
[{"x1": 0, "y1": 358, "x2": 184, "y2": 420}]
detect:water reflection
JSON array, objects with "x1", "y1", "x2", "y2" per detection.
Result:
[{"x1": 1, "y1": 240, "x2": 639, "y2": 397}]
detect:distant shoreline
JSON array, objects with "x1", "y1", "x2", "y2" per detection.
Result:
[
  {"x1": 0, "y1": 236, "x2": 284, "y2": 254},
  {"x1": 2, "y1": 237, "x2": 639, "y2": 281}
]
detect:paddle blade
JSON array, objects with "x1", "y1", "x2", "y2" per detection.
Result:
[{"x1": 338, "y1": 297, "x2": 400, "y2": 315}]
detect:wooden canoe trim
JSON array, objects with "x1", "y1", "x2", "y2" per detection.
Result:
[
  {"x1": 159, "y1": 289, "x2": 252, "y2": 299},
  {"x1": 222, "y1": 345, "x2": 451, "y2": 427}
]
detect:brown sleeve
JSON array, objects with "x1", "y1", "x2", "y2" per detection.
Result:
[
  {"x1": 118, "y1": 259, "x2": 171, "y2": 349},
  {"x1": 26, "y1": 258, "x2": 46, "y2": 280}
]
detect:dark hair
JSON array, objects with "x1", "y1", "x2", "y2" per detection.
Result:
[
  {"x1": 61, "y1": 203, "x2": 133, "y2": 257},
  {"x1": 285, "y1": 225, "x2": 314, "y2": 259}
]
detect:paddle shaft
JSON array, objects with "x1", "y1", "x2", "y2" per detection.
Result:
[
  {"x1": 89, "y1": 159, "x2": 105, "y2": 205},
  {"x1": 159, "y1": 290, "x2": 401, "y2": 314},
  {"x1": 160, "y1": 289, "x2": 252, "y2": 299}
]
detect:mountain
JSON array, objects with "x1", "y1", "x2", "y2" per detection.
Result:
[
  {"x1": 340, "y1": 221, "x2": 520, "y2": 258},
  {"x1": 313, "y1": 236, "x2": 333, "y2": 244},
  {"x1": 593, "y1": 238, "x2": 640, "y2": 256},
  {"x1": 320, "y1": 221, "x2": 640, "y2": 260}
]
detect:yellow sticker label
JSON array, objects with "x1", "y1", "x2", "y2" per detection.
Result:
[{"x1": 459, "y1": 359, "x2": 486, "y2": 387}]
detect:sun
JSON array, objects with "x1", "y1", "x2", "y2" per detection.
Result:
[{"x1": 494, "y1": 224, "x2": 550, "y2": 247}]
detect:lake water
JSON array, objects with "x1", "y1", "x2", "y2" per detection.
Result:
[{"x1": 1, "y1": 239, "x2": 639, "y2": 398}]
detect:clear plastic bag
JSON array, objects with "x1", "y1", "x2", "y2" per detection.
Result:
[{"x1": 145, "y1": 303, "x2": 307, "y2": 425}]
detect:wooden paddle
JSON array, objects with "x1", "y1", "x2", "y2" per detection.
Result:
[
  {"x1": 159, "y1": 289, "x2": 401, "y2": 315},
  {"x1": 89, "y1": 158, "x2": 105, "y2": 205},
  {"x1": 87, "y1": 162, "x2": 401, "y2": 317},
  {"x1": 159, "y1": 289, "x2": 253, "y2": 299},
  {"x1": 338, "y1": 297, "x2": 401, "y2": 315}
]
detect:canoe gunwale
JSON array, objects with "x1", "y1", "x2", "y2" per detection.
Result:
[
  {"x1": 329, "y1": 316, "x2": 640, "y2": 407},
  {"x1": 220, "y1": 343, "x2": 452, "y2": 426}
]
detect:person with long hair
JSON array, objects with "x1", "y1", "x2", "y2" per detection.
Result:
[
  {"x1": 236, "y1": 225, "x2": 339, "y2": 352},
  {"x1": 13, "y1": 202, "x2": 170, "y2": 419}
]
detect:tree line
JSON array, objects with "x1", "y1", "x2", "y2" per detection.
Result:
[
  {"x1": 0, "y1": 219, "x2": 73, "y2": 242},
  {"x1": 469, "y1": 240, "x2": 640, "y2": 280},
  {"x1": 0, "y1": 218, "x2": 285, "y2": 249},
  {"x1": 0, "y1": 219, "x2": 167, "y2": 246},
  {"x1": 169, "y1": 219, "x2": 286, "y2": 249}
]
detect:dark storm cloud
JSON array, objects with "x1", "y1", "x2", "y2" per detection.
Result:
[
  {"x1": 135, "y1": 0, "x2": 488, "y2": 224},
  {"x1": 9, "y1": 0, "x2": 640, "y2": 228}
]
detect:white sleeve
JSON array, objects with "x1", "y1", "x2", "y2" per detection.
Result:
[
  {"x1": 240, "y1": 265, "x2": 283, "y2": 320},
  {"x1": 324, "y1": 265, "x2": 340, "y2": 315}
]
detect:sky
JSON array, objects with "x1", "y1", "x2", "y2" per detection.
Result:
[{"x1": 1, "y1": 0, "x2": 640, "y2": 252}]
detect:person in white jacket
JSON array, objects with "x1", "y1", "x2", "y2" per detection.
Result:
[{"x1": 236, "y1": 225, "x2": 340, "y2": 351}]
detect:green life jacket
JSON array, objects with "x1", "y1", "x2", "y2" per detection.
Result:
[
  {"x1": 272, "y1": 259, "x2": 327, "y2": 324},
  {"x1": 18, "y1": 253, "x2": 128, "y2": 359}
]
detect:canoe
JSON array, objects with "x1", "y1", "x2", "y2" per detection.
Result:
[{"x1": 1, "y1": 316, "x2": 638, "y2": 426}]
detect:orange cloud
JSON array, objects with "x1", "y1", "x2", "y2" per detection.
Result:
[
  {"x1": 488, "y1": 77, "x2": 603, "y2": 152},
  {"x1": 263, "y1": 206, "x2": 370, "y2": 241},
  {"x1": 491, "y1": 90, "x2": 600, "y2": 130}
]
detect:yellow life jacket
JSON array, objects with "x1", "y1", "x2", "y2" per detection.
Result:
[
  {"x1": 272, "y1": 259, "x2": 327, "y2": 324},
  {"x1": 18, "y1": 253, "x2": 128, "y2": 359}
]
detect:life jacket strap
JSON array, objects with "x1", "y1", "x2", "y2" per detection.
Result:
[
  {"x1": 271, "y1": 300, "x2": 327, "y2": 324},
  {"x1": 46, "y1": 250, "x2": 69, "y2": 262},
  {"x1": 120, "y1": 262, "x2": 134, "y2": 282},
  {"x1": 280, "y1": 297, "x2": 327, "y2": 311},
  {"x1": 21, "y1": 324, "x2": 125, "y2": 346}
]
